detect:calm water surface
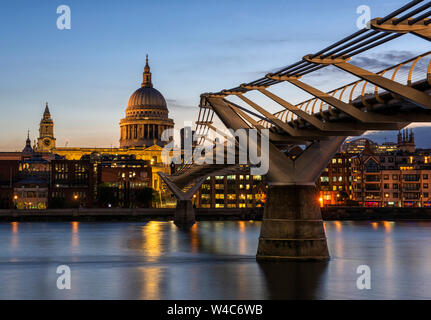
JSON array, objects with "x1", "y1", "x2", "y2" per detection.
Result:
[{"x1": 0, "y1": 220, "x2": 431, "y2": 299}]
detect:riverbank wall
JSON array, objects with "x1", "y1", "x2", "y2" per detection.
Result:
[
  {"x1": 321, "y1": 206, "x2": 431, "y2": 220},
  {"x1": 0, "y1": 208, "x2": 263, "y2": 222},
  {"x1": 1, "y1": 207, "x2": 431, "y2": 222}
]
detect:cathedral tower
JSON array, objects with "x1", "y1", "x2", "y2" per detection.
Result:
[{"x1": 37, "y1": 102, "x2": 56, "y2": 152}]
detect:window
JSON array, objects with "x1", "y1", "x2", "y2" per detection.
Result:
[
  {"x1": 393, "y1": 193, "x2": 399, "y2": 198},
  {"x1": 320, "y1": 177, "x2": 329, "y2": 182},
  {"x1": 425, "y1": 193, "x2": 429, "y2": 198},
  {"x1": 333, "y1": 177, "x2": 337, "y2": 182},
  {"x1": 424, "y1": 174, "x2": 429, "y2": 180},
  {"x1": 365, "y1": 159, "x2": 379, "y2": 173},
  {"x1": 392, "y1": 174, "x2": 398, "y2": 180},
  {"x1": 424, "y1": 184, "x2": 429, "y2": 189},
  {"x1": 404, "y1": 174, "x2": 420, "y2": 181},
  {"x1": 384, "y1": 175, "x2": 389, "y2": 180},
  {"x1": 338, "y1": 176, "x2": 343, "y2": 182},
  {"x1": 384, "y1": 184, "x2": 389, "y2": 189},
  {"x1": 338, "y1": 159, "x2": 343, "y2": 164},
  {"x1": 393, "y1": 184, "x2": 399, "y2": 189},
  {"x1": 332, "y1": 159, "x2": 337, "y2": 164}
]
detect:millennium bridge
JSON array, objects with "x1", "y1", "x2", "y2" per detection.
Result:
[{"x1": 160, "y1": 0, "x2": 431, "y2": 261}]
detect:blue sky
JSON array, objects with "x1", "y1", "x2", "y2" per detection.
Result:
[{"x1": 0, "y1": 0, "x2": 430, "y2": 150}]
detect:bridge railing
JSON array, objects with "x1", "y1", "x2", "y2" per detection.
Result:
[{"x1": 257, "y1": 51, "x2": 431, "y2": 128}]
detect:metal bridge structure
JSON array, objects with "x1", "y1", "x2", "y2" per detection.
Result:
[{"x1": 159, "y1": 0, "x2": 431, "y2": 260}]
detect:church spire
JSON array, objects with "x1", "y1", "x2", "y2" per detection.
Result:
[
  {"x1": 43, "y1": 102, "x2": 51, "y2": 120},
  {"x1": 141, "y1": 54, "x2": 153, "y2": 88},
  {"x1": 22, "y1": 130, "x2": 33, "y2": 154}
]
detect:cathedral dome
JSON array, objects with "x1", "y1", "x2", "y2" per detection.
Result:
[
  {"x1": 119, "y1": 55, "x2": 174, "y2": 149},
  {"x1": 127, "y1": 86, "x2": 167, "y2": 110}
]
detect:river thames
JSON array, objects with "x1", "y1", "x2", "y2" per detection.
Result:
[{"x1": 0, "y1": 220, "x2": 431, "y2": 299}]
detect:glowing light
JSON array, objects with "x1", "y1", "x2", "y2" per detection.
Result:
[
  {"x1": 11, "y1": 222, "x2": 18, "y2": 234},
  {"x1": 383, "y1": 221, "x2": 393, "y2": 233},
  {"x1": 71, "y1": 221, "x2": 79, "y2": 233}
]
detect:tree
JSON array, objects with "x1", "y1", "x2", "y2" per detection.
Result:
[
  {"x1": 0, "y1": 196, "x2": 10, "y2": 209},
  {"x1": 134, "y1": 187, "x2": 156, "y2": 208},
  {"x1": 97, "y1": 183, "x2": 118, "y2": 207},
  {"x1": 49, "y1": 197, "x2": 67, "y2": 209}
]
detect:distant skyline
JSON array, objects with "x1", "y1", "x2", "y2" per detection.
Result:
[{"x1": 1, "y1": 0, "x2": 430, "y2": 151}]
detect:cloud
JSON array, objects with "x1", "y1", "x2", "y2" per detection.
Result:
[
  {"x1": 350, "y1": 50, "x2": 418, "y2": 71},
  {"x1": 166, "y1": 99, "x2": 195, "y2": 110}
]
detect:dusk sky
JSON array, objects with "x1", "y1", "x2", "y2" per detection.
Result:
[{"x1": 0, "y1": 0, "x2": 430, "y2": 151}]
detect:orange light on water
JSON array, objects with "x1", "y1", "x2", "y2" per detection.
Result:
[
  {"x1": 11, "y1": 222, "x2": 18, "y2": 234},
  {"x1": 383, "y1": 221, "x2": 393, "y2": 233},
  {"x1": 71, "y1": 221, "x2": 79, "y2": 233}
]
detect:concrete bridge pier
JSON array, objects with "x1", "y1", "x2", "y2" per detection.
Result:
[
  {"x1": 257, "y1": 184, "x2": 329, "y2": 261},
  {"x1": 254, "y1": 136, "x2": 348, "y2": 261},
  {"x1": 158, "y1": 173, "x2": 206, "y2": 228},
  {"x1": 175, "y1": 199, "x2": 195, "y2": 227}
]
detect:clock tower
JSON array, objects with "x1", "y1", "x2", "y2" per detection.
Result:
[{"x1": 37, "y1": 102, "x2": 56, "y2": 152}]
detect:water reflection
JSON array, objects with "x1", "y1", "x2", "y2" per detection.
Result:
[
  {"x1": 258, "y1": 261, "x2": 328, "y2": 299},
  {"x1": 1, "y1": 221, "x2": 431, "y2": 299},
  {"x1": 10, "y1": 222, "x2": 19, "y2": 250},
  {"x1": 70, "y1": 221, "x2": 79, "y2": 253}
]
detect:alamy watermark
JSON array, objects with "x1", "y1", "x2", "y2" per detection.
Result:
[
  {"x1": 356, "y1": 5, "x2": 371, "y2": 30},
  {"x1": 356, "y1": 265, "x2": 371, "y2": 290},
  {"x1": 56, "y1": 265, "x2": 71, "y2": 290},
  {"x1": 57, "y1": 5, "x2": 71, "y2": 30},
  {"x1": 161, "y1": 126, "x2": 270, "y2": 176}
]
